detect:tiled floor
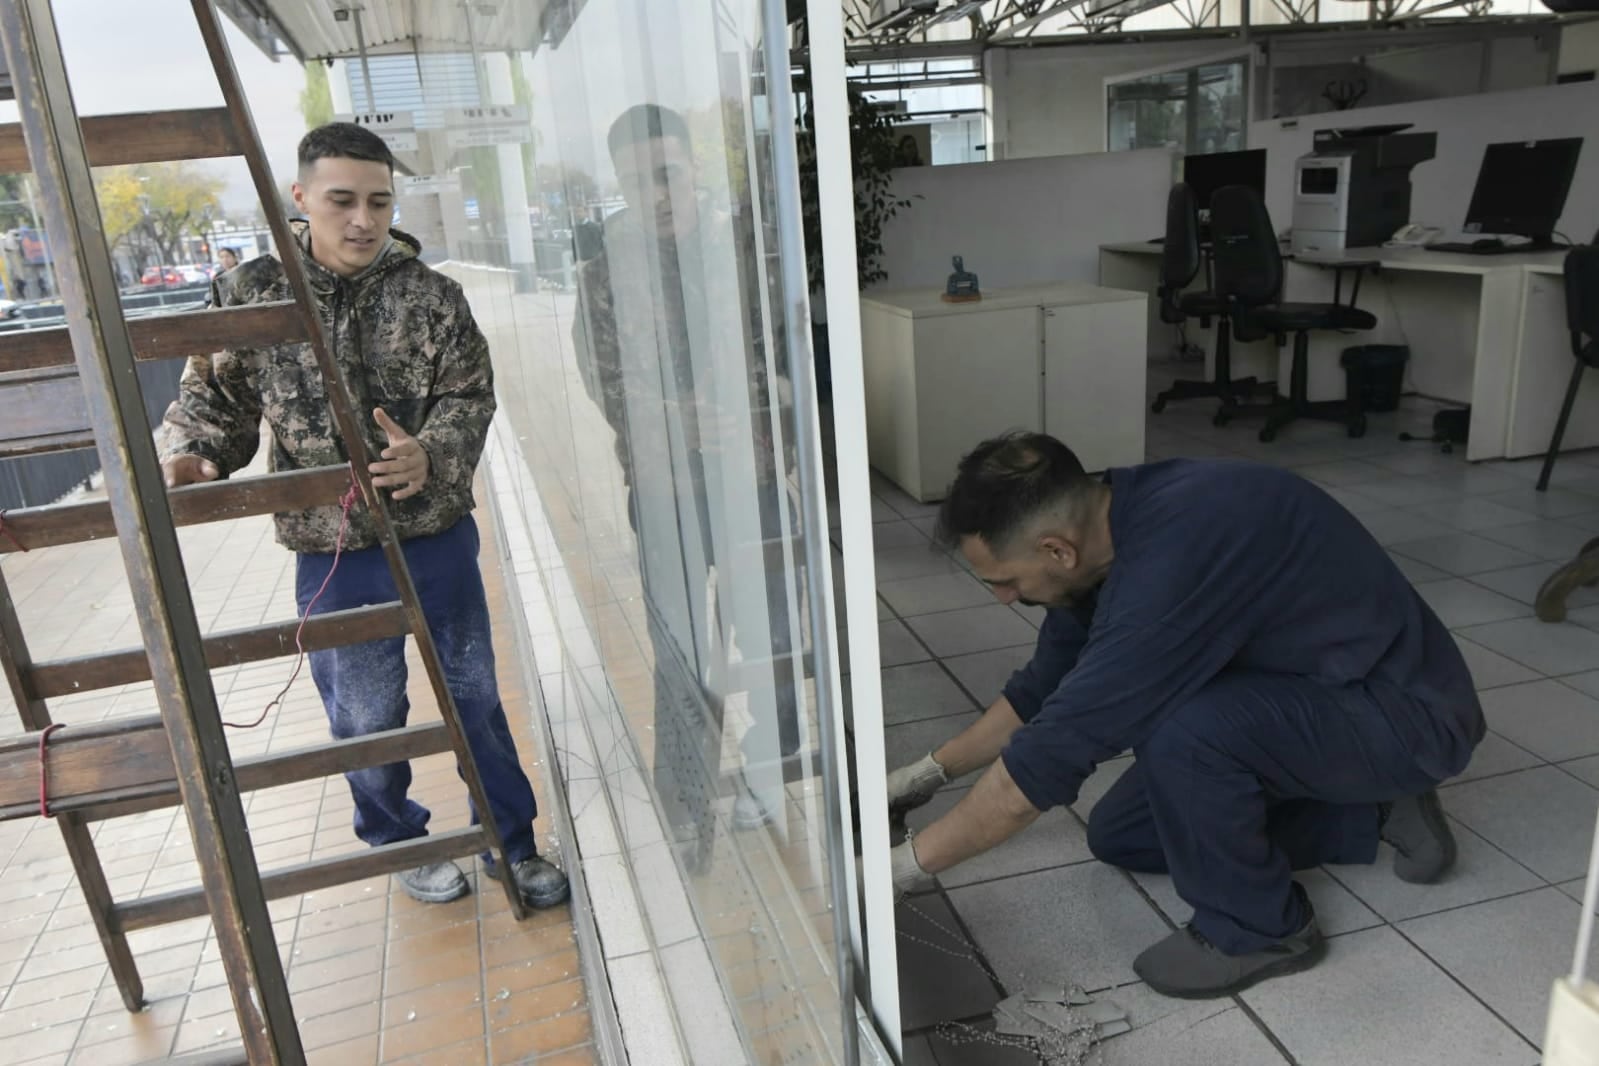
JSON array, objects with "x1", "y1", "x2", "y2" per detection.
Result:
[
  {"x1": 870, "y1": 365, "x2": 1599, "y2": 1066},
  {"x1": 0, "y1": 472, "x2": 594, "y2": 1065}
]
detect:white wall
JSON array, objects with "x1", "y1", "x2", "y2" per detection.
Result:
[
  {"x1": 1561, "y1": 19, "x2": 1599, "y2": 76},
  {"x1": 870, "y1": 148, "x2": 1174, "y2": 291},
  {"x1": 1250, "y1": 80, "x2": 1599, "y2": 242}
]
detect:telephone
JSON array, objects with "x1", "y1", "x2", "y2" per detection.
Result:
[{"x1": 1387, "y1": 224, "x2": 1443, "y2": 248}]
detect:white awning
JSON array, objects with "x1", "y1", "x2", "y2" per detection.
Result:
[{"x1": 222, "y1": 1, "x2": 554, "y2": 63}]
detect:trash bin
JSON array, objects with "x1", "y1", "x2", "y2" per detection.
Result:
[{"x1": 1340, "y1": 344, "x2": 1409, "y2": 413}]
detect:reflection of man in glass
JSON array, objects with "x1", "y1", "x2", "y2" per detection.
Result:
[{"x1": 573, "y1": 104, "x2": 799, "y2": 849}]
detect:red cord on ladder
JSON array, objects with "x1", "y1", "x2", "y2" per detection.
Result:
[
  {"x1": 0, "y1": 510, "x2": 28, "y2": 553},
  {"x1": 223, "y1": 471, "x2": 361, "y2": 730}
]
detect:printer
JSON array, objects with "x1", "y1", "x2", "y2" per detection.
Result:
[{"x1": 1291, "y1": 124, "x2": 1437, "y2": 256}]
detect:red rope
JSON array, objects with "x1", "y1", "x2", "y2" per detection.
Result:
[
  {"x1": 223, "y1": 472, "x2": 361, "y2": 730},
  {"x1": 38, "y1": 723, "x2": 64, "y2": 818},
  {"x1": 0, "y1": 510, "x2": 27, "y2": 553}
]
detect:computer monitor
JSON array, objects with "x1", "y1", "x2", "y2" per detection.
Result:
[
  {"x1": 1462, "y1": 138, "x2": 1584, "y2": 246},
  {"x1": 1183, "y1": 149, "x2": 1267, "y2": 214}
]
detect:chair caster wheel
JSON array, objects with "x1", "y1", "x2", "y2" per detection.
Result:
[
  {"x1": 1348, "y1": 415, "x2": 1368, "y2": 439},
  {"x1": 1152, "y1": 398, "x2": 1168, "y2": 414},
  {"x1": 1259, "y1": 427, "x2": 1277, "y2": 443},
  {"x1": 1213, "y1": 410, "x2": 1231, "y2": 427}
]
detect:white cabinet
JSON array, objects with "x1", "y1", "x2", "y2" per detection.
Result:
[{"x1": 861, "y1": 282, "x2": 1148, "y2": 502}]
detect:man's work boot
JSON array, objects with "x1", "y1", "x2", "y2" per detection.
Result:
[
  {"x1": 1134, "y1": 902, "x2": 1325, "y2": 999},
  {"x1": 484, "y1": 854, "x2": 571, "y2": 909},
  {"x1": 1380, "y1": 790, "x2": 1456, "y2": 884},
  {"x1": 396, "y1": 860, "x2": 470, "y2": 904},
  {"x1": 1535, "y1": 537, "x2": 1599, "y2": 623}
]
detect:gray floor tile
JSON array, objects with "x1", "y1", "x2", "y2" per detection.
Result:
[
  {"x1": 1389, "y1": 533, "x2": 1541, "y2": 577},
  {"x1": 1359, "y1": 509, "x2": 1458, "y2": 547},
  {"x1": 1444, "y1": 766, "x2": 1599, "y2": 883},
  {"x1": 922, "y1": 1024, "x2": 1045, "y2": 1066},
  {"x1": 1356, "y1": 476, "x2": 1467, "y2": 508},
  {"x1": 1556, "y1": 754, "x2": 1599, "y2": 789},
  {"x1": 874, "y1": 542, "x2": 967, "y2": 583},
  {"x1": 1454, "y1": 635, "x2": 1543, "y2": 690},
  {"x1": 1480, "y1": 680, "x2": 1599, "y2": 762},
  {"x1": 1091, "y1": 987, "x2": 1290, "y2": 1066},
  {"x1": 901, "y1": 1034, "x2": 940, "y2": 1066},
  {"x1": 1485, "y1": 486, "x2": 1599, "y2": 520},
  {"x1": 905, "y1": 786, "x2": 1094, "y2": 888},
  {"x1": 1324, "y1": 818, "x2": 1542, "y2": 923},
  {"x1": 948, "y1": 863, "x2": 1171, "y2": 993},
  {"x1": 880, "y1": 662, "x2": 980, "y2": 726},
  {"x1": 1241, "y1": 926, "x2": 1534, "y2": 1066},
  {"x1": 878, "y1": 572, "x2": 994, "y2": 618},
  {"x1": 879, "y1": 619, "x2": 934, "y2": 667},
  {"x1": 1070, "y1": 755, "x2": 1134, "y2": 823},
  {"x1": 1478, "y1": 520, "x2": 1599, "y2": 562},
  {"x1": 941, "y1": 645, "x2": 1034, "y2": 705},
  {"x1": 906, "y1": 605, "x2": 1042, "y2": 659},
  {"x1": 872, "y1": 519, "x2": 935, "y2": 550},
  {"x1": 895, "y1": 894, "x2": 1000, "y2": 1030},
  {"x1": 1297, "y1": 459, "x2": 1393, "y2": 487},
  {"x1": 1010, "y1": 603, "x2": 1046, "y2": 628},
  {"x1": 1414, "y1": 578, "x2": 1531, "y2": 628},
  {"x1": 1321, "y1": 485, "x2": 1391, "y2": 517},
  {"x1": 885, "y1": 713, "x2": 981, "y2": 786},
  {"x1": 1400, "y1": 887, "x2": 1594, "y2": 1045},
  {"x1": 1133, "y1": 866, "x2": 1381, "y2": 937},
  {"x1": 1562, "y1": 670, "x2": 1599, "y2": 700},
  {"x1": 1409, "y1": 496, "x2": 1543, "y2": 533},
  {"x1": 1446, "y1": 730, "x2": 1544, "y2": 785},
  {"x1": 871, "y1": 496, "x2": 900, "y2": 523},
  {"x1": 1390, "y1": 552, "x2": 1451, "y2": 584},
  {"x1": 1455, "y1": 617, "x2": 1599, "y2": 677},
  {"x1": 1469, "y1": 563, "x2": 1599, "y2": 610}
]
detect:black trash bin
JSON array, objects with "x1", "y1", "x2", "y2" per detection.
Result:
[{"x1": 1340, "y1": 344, "x2": 1410, "y2": 414}]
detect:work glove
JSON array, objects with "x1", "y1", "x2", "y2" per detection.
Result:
[
  {"x1": 887, "y1": 751, "x2": 948, "y2": 824},
  {"x1": 891, "y1": 838, "x2": 936, "y2": 903}
]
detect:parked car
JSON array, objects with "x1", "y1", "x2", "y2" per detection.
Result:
[{"x1": 140, "y1": 265, "x2": 183, "y2": 287}]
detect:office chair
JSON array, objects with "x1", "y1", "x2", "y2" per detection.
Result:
[
  {"x1": 1150, "y1": 184, "x2": 1268, "y2": 420},
  {"x1": 1209, "y1": 185, "x2": 1377, "y2": 442},
  {"x1": 1536, "y1": 243, "x2": 1599, "y2": 492}
]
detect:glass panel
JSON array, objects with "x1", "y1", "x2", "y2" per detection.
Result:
[
  {"x1": 1106, "y1": 71, "x2": 1190, "y2": 152},
  {"x1": 398, "y1": 1, "x2": 853, "y2": 1061},
  {"x1": 1194, "y1": 61, "x2": 1248, "y2": 154}
]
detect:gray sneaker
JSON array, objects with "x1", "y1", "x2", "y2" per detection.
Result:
[
  {"x1": 732, "y1": 786, "x2": 774, "y2": 831},
  {"x1": 395, "y1": 860, "x2": 470, "y2": 904},
  {"x1": 1134, "y1": 909, "x2": 1325, "y2": 1000},
  {"x1": 1380, "y1": 790, "x2": 1457, "y2": 884},
  {"x1": 484, "y1": 855, "x2": 570, "y2": 909}
]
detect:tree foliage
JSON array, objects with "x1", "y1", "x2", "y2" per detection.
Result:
[
  {"x1": 96, "y1": 163, "x2": 224, "y2": 266},
  {"x1": 301, "y1": 61, "x2": 334, "y2": 130}
]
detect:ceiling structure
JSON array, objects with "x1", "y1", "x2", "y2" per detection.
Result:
[{"x1": 214, "y1": 0, "x2": 559, "y2": 62}]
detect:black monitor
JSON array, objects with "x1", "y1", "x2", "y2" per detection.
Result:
[
  {"x1": 1462, "y1": 138, "x2": 1584, "y2": 246},
  {"x1": 1183, "y1": 149, "x2": 1267, "y2": 214}
]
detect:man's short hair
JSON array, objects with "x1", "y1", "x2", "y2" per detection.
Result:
[
  {"x1": 298, "y1": 122, "x2": 395, "y2": 176},
  {"x1": 607, "y1": 104, "x2": 690, "y2": 160},
  {"x1": 935, "y1": 432, "x2": 1096, "y2": 553}
]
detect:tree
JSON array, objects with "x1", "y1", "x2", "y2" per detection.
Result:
[
  {"x1": 95, "y1": 163, "x2": 224, "y2": 267},
  {"x1": 301, "y1": 61, "x2": 334, "y2": 130}
]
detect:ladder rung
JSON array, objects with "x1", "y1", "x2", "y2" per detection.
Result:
[
  {"x1": 115, "y1": 826, "x2": 488, "y2": 932},
  {"x1": 29, "y1": 602, "x2": 411, "y2": 698},
  {"x1": 1, "y1": 303, "x2": 308, "y2": 374},
  {"x1": 0, "y1": 108, "x2": 241, "y2": 172},
  {"x1": 0, "y1": 430, "x2": 95, "y2": 458},
  {"x1": 0, "y1": 466, "x2": 352, "y2": 554},
  {"x1": 0, "y1": 719, "x2": 452, "y2": 821}
]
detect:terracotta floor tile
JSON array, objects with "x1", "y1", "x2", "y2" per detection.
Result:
[
  {"x1": 383, "y1": 944, "x2": 483, "y2": 998},
  {"x1": 298, "y1": 999, "x2": 382, "y2": 1051},
  {"x1": 381, "y1": 972, "x2": 483, "y2": 1029},
  {"x1": 289, "y1": 944, "x2": 384, "y2": 994},
  {"x1": 489, "y1": 1009, "x2": 592, "y2": 1064},
  {"x1": 379, "y1": 1003, "x2": 488, "y2": 1061},
  {"x1": 305, "y1": 1032, "x2": 380, "y2": 1066},
  {"x1": 527, "y1": 1046, "x2": 599, "y2": 1066},
  {"x1": 483, "y1": 947, "x2": 580, "y2": 999},
  {"x1": 0, "y1": 1016, "x2": 81, "y2": 1064},
  {"x1": 487, "y1": 976, "x2": 585, "y2": 1033},
  {"x1": 386, "y1": 1037, "x2": 491, "y2": 1066}
]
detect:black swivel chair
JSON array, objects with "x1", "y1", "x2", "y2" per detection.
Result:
[
  {"x1": 1209, "y1": 185, "x2": 1378, "y2": 442},
  {"x1": 1150, "y1": 184, "x2": 1267, "y2": 420},
  {"x1": 1536, "y1": 243, "x2": 1599, "y2": 492}
]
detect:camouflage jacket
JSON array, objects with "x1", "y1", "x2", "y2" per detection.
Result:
[{"x1": 160, "y1": 221, "x2": 495, "y2": 554}]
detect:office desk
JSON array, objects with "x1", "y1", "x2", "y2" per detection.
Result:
[
  {"x1": 1097, "y1": 241, "x2": 1572, "y2": 461},
  {"x1": 860, "y1": 281, "x2": 1147, "y2": 501}
]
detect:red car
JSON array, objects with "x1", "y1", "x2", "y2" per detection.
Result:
[{"x1": 140, "y1": 265, "x2": 184, "y2": 287}]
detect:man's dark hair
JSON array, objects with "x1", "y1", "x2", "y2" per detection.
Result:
[
  {"x1": 607, "y1": 104, "x2": 690, "y2": 161},
  {"x1": 934, "y1": 432, "x2": 1096, "y2": 553},
  {"x1": 297, "y1": 122, "x2": 395, "y2": 175}
]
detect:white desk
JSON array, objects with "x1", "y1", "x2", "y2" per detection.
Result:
[
  {"x1": 860, "y1": 281, "x2": 1147, "y2": 502},
  {"x1": 1098, "y1": 241, "x2": 1573, "y2": 462}
]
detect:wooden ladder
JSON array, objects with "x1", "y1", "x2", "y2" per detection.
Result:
[{"x1": 0, "y1": 1, "x2": 530, "y2": 1062}]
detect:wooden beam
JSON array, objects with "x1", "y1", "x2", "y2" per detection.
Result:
[
  {"x1": 28, "y1": 602, "x2": 410, "y2": 698},
  {"x1": 0, "y1": 107, "x2": 240, "y2": 171},
  {"x1": 0, "y1": 466, "x2": 354, "y2": 554},
  {"x1": 115, "y1": 827, "x2": 487, "y2": 931},
  {"x1": 0, "y1": 429, "x2": 94, "y2": 458},
  {"x1": 0, "y1": 303, "x2": 308, "y2": 374},
  {"x1": 0, "y1": 720, "x2": 452, "y2": 821}
]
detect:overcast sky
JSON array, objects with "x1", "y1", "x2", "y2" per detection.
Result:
[{"x1": 0, "y1": 0, "x2": 310, "y2": 216}]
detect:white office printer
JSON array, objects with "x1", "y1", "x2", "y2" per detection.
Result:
[{"x1": 1291, "y1": 125, "x2": 1438, "y2": 257}]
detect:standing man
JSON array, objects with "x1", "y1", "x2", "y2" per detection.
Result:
[
  {"x1": 160, "y1": 122, "x2": 568, "y2": 909},
  {"x1": 887, "y1": 432, "x2": 1482, "y2": 999},
  {"x1": 572, "y1": 104, "x2": 800, "y2": 847}
]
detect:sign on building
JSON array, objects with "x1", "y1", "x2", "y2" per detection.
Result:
[
  {"x1": 401, "y1": 174, "x2": 463, "y2": 196},
  {"x1": 333, "y1": 111, "x2": 419, "y2": 153},
  {"x1": 445, "y1": 105, "x2": 533, "y2": 150}
]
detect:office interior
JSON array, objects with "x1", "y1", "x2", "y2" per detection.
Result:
[{"x1": 7, "y1": 3, "x2": 1599, "y2": 1066}]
